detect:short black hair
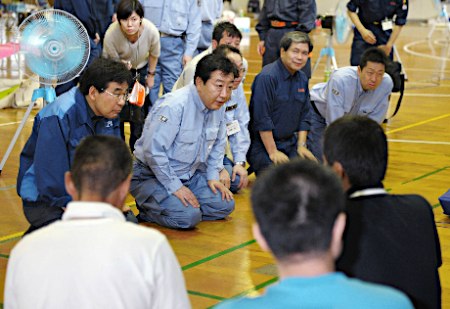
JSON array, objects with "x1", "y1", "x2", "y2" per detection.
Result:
[
  {"x1": 280, "y1": 31, "x2": 313, "y2": 53},
  {"x1": 323, "y1": 116, "x2": 388, "y2": 187},
  {"x1": 360, "y1": 47, "x2": 388, "y2": 69},
  {"x1": 116, "y1": 0, "x2": 144, "y2": 21},
  {"x1": 194, "y1": 53, "x2": 236, "y2": 85},
  {"x1": 79, "y1": 58, "x2": 133, "y2": 95},
  {"x1": 251, "y1": 159, "x2": 345, "y2": 261},
  {"x1": 212, "y1": 21, "x2": 242, "y2": 42},
  {"x1": 213, "y1": 44, "x2": 242, "y2": 59},
  {"x1": 71, "y1": 136, "x2": 132, "y2": 199}
]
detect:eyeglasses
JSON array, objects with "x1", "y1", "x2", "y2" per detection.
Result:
[{"x1": 102, "y1": 89, "x2": 128, "y2": 102}]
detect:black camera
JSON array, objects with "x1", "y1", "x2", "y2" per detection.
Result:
[{"x1": 318, "y1": 15, "x2": 334, "y2": 30}]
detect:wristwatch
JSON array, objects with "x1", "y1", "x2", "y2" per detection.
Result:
[
  {"x1": 147, "y1": 69, "x2": 156, "y2": 76},
  {"x1": 235, "y1": 161, "x2": 246, "y2": 167}
]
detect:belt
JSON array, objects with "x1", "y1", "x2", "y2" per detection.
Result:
[
  {"x1": 159, "y1": 32, "x2": 182, "y2": 38},
  {"x1": 270, "y1": 20, "x2": 299, "y2": 28}
]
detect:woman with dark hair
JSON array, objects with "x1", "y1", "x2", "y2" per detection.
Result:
[{"x1": 103, "y1": 0, "x2": 160, "y2": 151}]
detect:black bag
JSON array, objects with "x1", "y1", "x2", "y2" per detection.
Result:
[
  {"x1": 385, "y1": 60, "x2": 404, "y2": 93},
  {"x1": 119, "y1": 102, "x2": 145, "y2": 124},
  {"x1": 384, "y1": 60, "x2": 405, "y2": 119}
]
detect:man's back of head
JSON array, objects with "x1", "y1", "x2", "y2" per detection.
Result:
[
  {"x1": 216, "y1": 159, "x2": 414, "y2": 309},
  {"x1": 323, "y1": 116, "x2": 387, "y2": 189},
  {"x1": 251, "y1": 159, "x2": 345, "y2": 263},
  {"x1": 68, "y1": 135, "x2": 132, "y2": 203}
]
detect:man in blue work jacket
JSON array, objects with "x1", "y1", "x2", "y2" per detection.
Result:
[
  {"x1": 17, "y1": 58, "x2": 133, "y2": 234},
  {"x1": 347, "y1": 0, "x2": 408, "y2": 65},
  {"x1": 131, "y1": 54, "x2": 237, "y2": 229}
]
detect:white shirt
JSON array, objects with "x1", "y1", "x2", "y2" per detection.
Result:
[
  {"x1": 4, "y1": 201, "x2": 191, "y2": 309},
  {"x1": 172, "y1": 46, "x2": 249, "y2": 91}
]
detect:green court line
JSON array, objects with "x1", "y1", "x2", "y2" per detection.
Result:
[
  {"x1": 432, "y1": 203, "x2": 441, "y2": 209},
  {"x1": 401, "y1": 166, "x2": 449, "y2": 185},
  {"x1": 230, "y1": 276, "x2": 278, "y2": 299},
  {"x1": 207, "y1": 277, "x2": 279, "y2": 308},
  {"x1": 182, "y1": 239, "x2": 256, "y2": 271},
  {"x1": 188, "y1": 290, "x2": 226, "y2": 301},
  {"x1": 0, "y1": 254, "x2": 9, "y2": 259}
]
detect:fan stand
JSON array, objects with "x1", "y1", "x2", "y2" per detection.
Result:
[
  {"x1": 0, "y1": 86, "x2": 55, "y2": 175},
  {"x1": 312, "y1": 29, "x2": 338, "y2": 81}
]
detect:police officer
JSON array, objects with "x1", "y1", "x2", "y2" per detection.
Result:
[
  {"x1": 130, "y1": 54, "x2": 236, "y2": 229},
  {"x1": 247, "y1": 31, "x2": 316, "y2": 176},
  {"x1": 347, "y1": 0, "x2": 408, "y2": 65},
  {"x1": 255, "y1": 0, "x2": 316, "y2": 78},
  {"x1": 139, "y1": 0, "x2": 201, "y2": 105}
]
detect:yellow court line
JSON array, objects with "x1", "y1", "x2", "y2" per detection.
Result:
[
  {"x1": 0, "y1": 232, "x2": 24, "y2": 243},
  {"x1": 386, "y1": 113, "x2": 450, "y2": 135}
]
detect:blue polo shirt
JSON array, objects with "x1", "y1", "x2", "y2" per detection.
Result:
[{"x1": 249, "y1": 58, "x2": 311, "y2": 143}]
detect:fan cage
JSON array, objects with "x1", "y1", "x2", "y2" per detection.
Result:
[{"x1": 18, "y1": 9, "x2": 90, "y2": 85}]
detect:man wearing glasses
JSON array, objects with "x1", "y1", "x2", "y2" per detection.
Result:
[{"x1": 17, "y1": 58, "x2": 133, "y2": 235}]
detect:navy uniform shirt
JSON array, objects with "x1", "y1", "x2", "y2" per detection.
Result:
[
  {"x1": 256, "y1": 0, "x2": 317, "y2": 41},
  {"x1": 249, "y1": 59, "x2": 311, "y2": 143},
  {"x1": 347, "y1": 0, "x2": 408, "y2": 26}
]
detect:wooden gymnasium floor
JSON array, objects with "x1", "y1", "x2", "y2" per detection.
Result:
[{"x1": 0, "y1": 20, "x2": 449, "y2": 308}]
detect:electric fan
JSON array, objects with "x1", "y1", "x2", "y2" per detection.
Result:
[
  {"x1": 0, "y1": 9, "x2": 90, "y2": 174},
  {"x1": 312, "y1": 0, "x2": 351, "y2": 79},
  {"x1": 333, "y1": 0, "x2": 351, "y2": 45}
]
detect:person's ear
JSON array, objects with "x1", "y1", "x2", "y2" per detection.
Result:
[
  {"x1": 253, "y1": 223, "x2": 270, "y2": 252},
  {"x1": 88, "y1": 85, "x2": 98, "y2": 101},
  {"x1": 330, "y1": 213, "x2": 346, "y2": 259},
  {"x1": 212, "y1": 40, "x2": 218, "y2": 50},
  {"x1": 64, "y1": 171, "x2": 78, "y2": 199},
  {"x1": 331, "y1": 161, "x2": 345, "y2": 179}
]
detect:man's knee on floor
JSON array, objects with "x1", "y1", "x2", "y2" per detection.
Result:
[{"x1": 170, "y1": 207, "x2": 202, "y2": 229}]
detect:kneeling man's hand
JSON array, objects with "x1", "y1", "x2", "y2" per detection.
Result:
[
  {"x1": 269, "y1": 150, "x2": 289, "y2": 164},
  {"x1": 298, "y1": 146, "x2": 318, "y2": 162},
  {"x1": 208, "y1": 180, "x2": 234, "y2": 202},
  {"x1": 174, "y1": 186, "x2": 200, "y2": 208}
]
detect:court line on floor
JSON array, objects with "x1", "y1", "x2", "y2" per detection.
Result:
[
  {"x1": 181, "y1": 239, "x2": 256, "y2": 271},
  {"x1": 386, "y1": 113, "x2": 450, "y2": 135},
  {"x1": 0, "y1": 185, "x2": 15, "y2": 191},
  {"x1": 0, "y1": 119, "x2": 33, "y2": 127},
  {"x1": 404, "y1": 40, "x2": 450, "y2": 62},
  {"x1": 203, "y1": 277, "x2": 279, "y2": 308},
  {"x1": 388, "y1": 139, "x2": 450, "y2": 145},
  {"x1": 402, "y1": 166, "x2": 449, "y2": 185},
  {"x1": 188, "y1": 290, "x2": 226, "y2": 301}
]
